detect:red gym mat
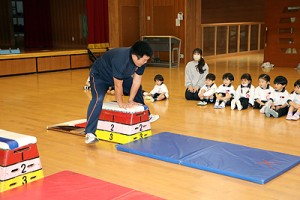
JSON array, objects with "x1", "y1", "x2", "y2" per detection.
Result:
[{"x1": 0, "y1": 171, "x2": 162, "y2": 200}]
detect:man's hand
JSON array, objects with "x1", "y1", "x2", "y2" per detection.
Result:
[{"x1": 118, "y1": 101, "x2": 141, "y2": 109}]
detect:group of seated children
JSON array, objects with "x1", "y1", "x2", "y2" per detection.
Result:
[{"x1": 195, "y1": 72, "x2": 300, "y2": 121}]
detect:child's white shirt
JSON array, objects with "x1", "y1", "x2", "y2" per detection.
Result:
[
  {"x1": 235, "y1": 84, "x2": 255, "y2": 106},
  {"x1": 199, "y1": 83, "x2": 217, "y2": 97},
  {"x1": 270, "y1": 89, "x2": 289, "y2": 106},
  {"x1": 254, "y1": 85, "x2": 274, "y2": 101},
  {"x1": 216, "y1": 84, "x2": 235, "y2": 96},
  {"x1": 150, "y1": 83, "x2": 169, "y2": 98},
  {"x1": 287, "y1": 91, "x2": 300, "y2": 104}
]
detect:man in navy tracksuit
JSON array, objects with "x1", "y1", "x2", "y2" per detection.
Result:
[{"x1": 85, "y1": 41, "x2": 159, "y2": 144}]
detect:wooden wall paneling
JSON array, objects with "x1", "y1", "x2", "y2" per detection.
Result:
[
  {"x1": 141, "y1": 0, "x2": 185, "y2": 63},
  {"x1": 0, "y1": 58, "x2": 36, "y2": 76},
  {"x1": 119, "y1": 0, "x2": 140, "y2": 47},
  {"x1": 37, "y1": 56, "x2": 70, "y2": 72},
  {"x1": 71, "y1": 54, "x2": 92, "y2": 69},
  {"x1": 185, "y1": 0, "x2": 201, "y2": 63},
  {"x1": 108, "y1": 0, "x2": 120, "y2": 48},
  {"x1": 141, "y1": 0, "x2": 154, "y2": 35},
  {"x1": 50, "y1": 0, "x2": 87, "y2": 49},
  {"x1": 173, "y1": 0, "x2": 185, "y2": 62},
  {"x1": 201, "y1": 0, "x2": 265, "y2": 24},
  {"x1": 264, "y1": 0, "x2": 300, "y2": 68},
  {"x1": 0, "y1": 0, "x2": 14, "y2": 48}
]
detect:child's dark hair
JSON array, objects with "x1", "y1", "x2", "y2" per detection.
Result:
[
  {"x1": 294, "y1": 79, "x2": 300, "y2": 87},
  {"x1": 206, "y1": 73, "x2": 216, "y2": 81},
  {"x1": 258, "y1": 74, "x2": 270, "y2": 82},
  {"x1": 154, "y1": 74, "x2": 164, "y2": 82},
  {"x1": 241, "y1": 73, "x2": 252, "y2": 82},
  {"x1": 131, "y1": 41, "x2": 153, "y2": 58},
  {"x1": 222, "y1": 73, "x2": 234, "y2": 81},
  {"x1": 193, "y1": 48, "x2": 206, "y2": 74},
  {"x1": 274, "y1": 76, "x2": 288, "y2": 86}
]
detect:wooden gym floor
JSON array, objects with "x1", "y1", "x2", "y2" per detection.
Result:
[{"x1": 0, "y1": 52, "x2": 299, "y2": 199}]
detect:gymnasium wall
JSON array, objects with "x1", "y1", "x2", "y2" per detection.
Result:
[
  {"x1": 201, "y1": 0, "x2": 265, "y2": 24},
  {"x1": 0, "y1": 0, "x2": 14, "y2": 49}
]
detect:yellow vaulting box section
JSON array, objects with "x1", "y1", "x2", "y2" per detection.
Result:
[{"x1": 95, "y1": 130, "x2": 152, "y2": 144}]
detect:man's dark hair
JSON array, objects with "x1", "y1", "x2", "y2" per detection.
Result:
[
  {"x1": 274, "y1": 76, "x2": 288, "y2": 86},
  {"x1": 206, "y1": 73, "x2": 216, "y2": 81},
  {"x1": 222, "y1": 73, "x2": 234, "y2": 81},
  {"x1": 131, "y1": 41, "x2": 153, "y2": 58}
]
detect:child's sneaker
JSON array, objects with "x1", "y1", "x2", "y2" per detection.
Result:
[
  {"x1": 151, "y1": 98, "x2": 157, "y2": 102},
  {"x1": 260, "y1": 105, "x2": 266, "y2": 114},
  {"x1": 269, "y1": 109, "x2": 279, "y2": 118},
  {"x1": 291, "y1": 113, "x2": 299, "y2": 121},
  {"x1": 236, "y1": 100, "x2": 242, "y2": 111},
  {"x1": 286, "y1": 114, "x2": 293, "y2": 120},
  {"x1": 85, "y1": 133, "x2": 99, "y2": 144},
  {"x1": 197, "y1": 101, "x2": 207, "y2": 106},
  {"x1": 231, "y1": 99, "x2": 236, "y2": 110},
  {"x1": 197, "y1": 101, "x2": 203, "y2": 106},
  {"x1": 83, "y1": 85, "x2": 90, "y2": 90},
  {"x1": 214, "y1": 102, "x2": 219, "y2": 109},
  {"x1": 145, "y1": 96, "x2": 153, "y2": 101},
  {"x1": 149, "y1": 114, "x2": 160, "y2": 123},
  {"x1": 265, "y1": 107, "x2": 271, "y2": 117},
  {"x1": 219, "y1": 102, "x2": 226, "y2": 109}
]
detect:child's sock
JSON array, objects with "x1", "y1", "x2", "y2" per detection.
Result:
[{"x1": 151, "y1": 98, "x2": 157, "y2": 102}]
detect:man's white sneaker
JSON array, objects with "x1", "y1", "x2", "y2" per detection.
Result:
[
  {"x1": 149, "y1": 114, "x2": 159, "y2": 123},
  {"x1": 85, "y1": 133, "x2": 99, "y2": 144}
]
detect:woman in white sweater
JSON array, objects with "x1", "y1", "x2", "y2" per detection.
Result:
[{"x1": 185, "y1": 48, "x2": 209, "y2": 100}]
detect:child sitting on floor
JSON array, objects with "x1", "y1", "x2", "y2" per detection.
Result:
[
  {"x1": 264, "y1": 76, "x2": 289, "y2": 118},
  {"x1": 214, "y1": 73, "x2": 235, "y2": 109},
  {"x1": 253, "y1": 74, "x2": 274, "y2": 113},
  {"x1": 286, "y1": 79, "x2": 300, "y2": 120},
  {"x1": 197, "y1": 73, "x2": 217, "y2": 106},
  {"x1": 144, "y1": 74, "x2": 169, "y2": 102},
  {"x1": 231, "y1": 73, "x2": 255, "y2": 111}
]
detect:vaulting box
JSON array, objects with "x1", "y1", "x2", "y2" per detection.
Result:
[
  {"x1": 99, "y1": 102, "x2": 149, "y2": 125},
  {"x1": 0, "y1": 129, "x2": 43, "y2": 192}
]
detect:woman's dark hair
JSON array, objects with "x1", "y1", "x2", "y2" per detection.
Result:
[
  {"x1": 193, "y1": 48, "x2": 206, "y2": 74},
  {"x1": 154, "y1": 74, "x2": 164, "y2": 82},
  {"x1": 258, "y1": 74, "x2": 270, "y2": 82},
  {"x1": 241, "y1": 73, "x2": 252, "y2": 82},
  {"x1": 131, "y1": 41, "x2": 153, "y2": 58}
]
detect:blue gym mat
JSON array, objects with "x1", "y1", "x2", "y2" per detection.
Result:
[{"x1": 116, "y1": 132, "x2": 300, "y2": 184}]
